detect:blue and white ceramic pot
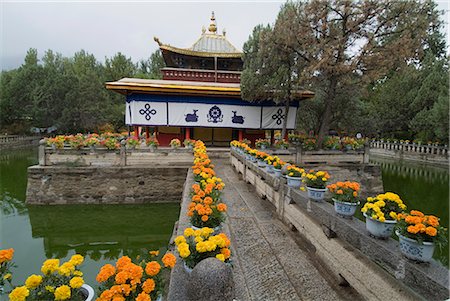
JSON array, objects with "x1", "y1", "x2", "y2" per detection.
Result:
[
  {"x1": 364, "y1": 213, "x2": 396, "y2": 239},
  {"x1": 396, "y1": 231, "x2": 435, "y2": 262},
  {"x1": 286, "y1": 176, "x2": 302, "y2": 188},
  {"x1": 306, "y1": 187, "x2": 327, "y2": 201},
  {"x1": 333, "y1": 198, "x2": 359, "y2": 217}
]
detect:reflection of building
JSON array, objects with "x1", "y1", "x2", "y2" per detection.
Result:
[{"x1": 106, "y1": 13, "x2": 314, "y2": 146}]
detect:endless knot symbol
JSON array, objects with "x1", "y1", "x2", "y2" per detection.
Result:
[
  {"x1": 272, "y1": 108, "x2": 285, "y2": 125},
  {"x1": 139, "y1": 104, "x2": 157, "y2": 121}
]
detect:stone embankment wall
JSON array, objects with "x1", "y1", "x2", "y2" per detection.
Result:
[
  {"x1": 26, "y1": 166, "x2": 187, "y2": 204},
  {"x1": 369, "y1": 141, "x2": 448, "y2": 166},
  {"x1": 231, "y1": 149, "x2": 449, "y2": 301},
  {"x1": 0, "y1": 135, "x2": 40, "y2": 149}
]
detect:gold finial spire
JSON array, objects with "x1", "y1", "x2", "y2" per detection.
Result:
[{"x1": 208, "y1": 11, "x2": 217, "y2": 33}]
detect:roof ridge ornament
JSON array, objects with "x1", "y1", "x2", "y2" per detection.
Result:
[{"x1": 208, "y1": 11, "x2": 217, "y2": 34}]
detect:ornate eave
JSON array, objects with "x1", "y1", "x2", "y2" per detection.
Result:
[{"x1": 159, "y1": 44, "x2": 242, "y2": 59}]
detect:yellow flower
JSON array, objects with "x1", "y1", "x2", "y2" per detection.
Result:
[
  {"x1": 300, "y1": 187, "x2": 305, "y2": 191},
  {"x1": 9, "y1": 286, "x2": 29, "y2": 301},
  {"x1": 54, "y1": 285, "x2": 71, "y2": 300},
  {"x1": 174, "y1": 236, "x2": 186, "y2": 246},
  {"x1": 69, "y1": 254, "x2": 84, "y2": 266},
  {"x1": 3, "y1": 273, "x2": 11, "y2": 280},
  {"x1": 184, "y1": 228, "x2": 195, "y2": 237},
  {"x1": 149, "y1": 250, "x2": 160, "y2": 256},
  {"x1": 322, "y1": 177, "x2": 327, "y2": 181},
  {"x1": 216, "y1": 254, "x2": 225, "y2": 262},
  {"x1": 25, "y1": 274, "x2": 42, "y2": 289},
  {"x1": 379, "y1": 216, "x2": 386, "y2": 222},
  {"x1": 389, "y1": 212, "x2": 397, "y2": 219},
  {"x1": 58, "y1": 262, "x2": 75, "y2": 276},
  {"x1": 73, "y1": 270, "x2": 83, "y2": 277},
  {"x1": 69, "y1": 276, "x2": 84, "y2": 289},
  {"x1": 41, "y1": 259, "x2": 60, "y2": 275}
]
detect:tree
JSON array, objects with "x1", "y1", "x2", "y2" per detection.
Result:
[
  {"x1": 104, "y1": 52, "x2": 137, "y2": 81},
  {"x1": 243, "y1": 0, "x2": 444, "y2": 147},
  {"x1": 136, "y1": 50, "x2": 165, "y2": 79}
]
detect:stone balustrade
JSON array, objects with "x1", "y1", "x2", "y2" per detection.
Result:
[
  {"x1": 0, "y1": 135, "x2": 40, "y2": 149},
  {"x1": 230, "y1": 148, "x2": 449, "y2": 300},
  {"x1": 370, "y1": 141, "x2": 448, "y2": 156}
]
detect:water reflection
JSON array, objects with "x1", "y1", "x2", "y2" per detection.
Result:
[
  {"x1": 28, "y1": 204, "x2": 179, "y2": 260},
  {"x1": 370, "y1": 157, "x2": 449, "y2": 266}
]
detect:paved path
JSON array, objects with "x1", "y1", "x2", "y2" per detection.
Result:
[{"x1": 216, "y1": 160, "x2": 353, "y2": 301}]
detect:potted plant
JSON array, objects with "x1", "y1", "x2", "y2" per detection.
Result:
[
  {"x1": 395, "y1": 210, "x2": 447, "y2": 262},
  {"x1": 302, "y1": 170, "x2": 330, "y2": 201},
  {"x1": 341, "y1": 137, "x2": 357, "y2": 150},
  {"x1": 274, "y1": 139, "x2": 289, "y2": 150},
  {"x1": 96, "y1": 252, "x2": 176, "y2": 301},
  {"x1": 183, "y1": 139, "x2": 195, "y2": 149},
  {"x1": 255, "y1": 151, "x2": 268, "y2": 167},
  {"x1": 286, "y1": 165, "x2": 305, "y2": 188},
  {"x1": 361, "y1": 192, "x2": 407, "y2": 239},
  {"x1": 126, "y1": 137, "x2": 140, "y2": 149},
  {"x1": 323, "y1": 136, "x2": 341, "y2": 150},
  {"x1": 101, "y1": 137, "x2": 120, "y2": 150},
  {"x1": 272, "y1": 158, "x2": 285, "y2": 178},
  {"x1": 85, "y1": 136, "x2": 100, "y2": 152},
  {"x1": 327, "y1": 181, "x2": 360, "y2": 217},
  {"x1": 264, "y1": 156, "x2": 276, "y2": 173},
  {"x1": 0, "y1": 248, "x2": 14, "y2": 294},
  {"x1": 46, "y1": 136, "x2": 65, "y2": 150},
  {"x1": 187, "y1": 200, "x2": 227, "y2": 231},
  {"x1": 255, "y1": 139, "x2": 270, "y2": 150},
  {"x1": 302, "y1": 138, "x2": 316, "y2": 151},
  {"x1": 146, "y1": 137, "x2": 159, "y2": 150},
  {"x1": 175, "y1": 228, "x2": 231, "y2": 273},
  {"x1": 8, "y1": 254, "x2": 94, "y2": 301},
  {"x1": 170, "y1": 138, "x2": 181, "y2": 149}
]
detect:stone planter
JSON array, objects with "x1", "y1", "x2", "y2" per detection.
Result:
[
  {"x1": 363, "y1": 213, "x2": 396, "y2": 239},
  {"x1": 273, "y1": 169, "x2": 282, "y2": 178},
  {"x1": 266, "y1": 165, "x2": 274, "y2": 173},
  {"x1": 286, "y1": 176, "x2": 302, "y2": 188},
  {"x1": 306, "y1": 187, "x2": 327, "y2": 201},
  {"x1": 333, "y1": 198, "x2": 359, "y2": 217},
  {"x1": 257, "y1": 160, "x2": 266, "y2": 168},
  {"x1": 396, "y1": 231, "x2": 435, "y2": 262},
  {"x1": 80, "y1": 284, "x2": 95, "y2": 301}
]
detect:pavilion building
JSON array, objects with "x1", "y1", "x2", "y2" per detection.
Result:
[{"x1": 106, "y1": 13, "x2": 314, "y2": 146}]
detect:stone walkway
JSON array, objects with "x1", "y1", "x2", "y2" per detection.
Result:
[{"x1": 216, "y1": 159, "x2": 351, "y2": 301}]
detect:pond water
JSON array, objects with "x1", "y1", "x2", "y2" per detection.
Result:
[
  {"x1": 370, "y1": 157, "x2": 449, "y2": 266},
  {"x1": 0, "y1": 147, "x2": 180, "y2": 289}
]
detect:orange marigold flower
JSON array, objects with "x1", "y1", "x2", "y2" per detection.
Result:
[
  {"x1": 162, "y1": 253, "x2": 176, "y2": 268},
  {"x1": 221, "y1": 248, "x2": 231, "y2": 259},
  {"x1": 407, "y1": 225, "x2": 419, "y2": 234},
  {"x1": 116, "y1": 256, "x2": 132, "y2": 271},
  {"x1": 204, "y1": 197, "x2": 213, "y2": 205},
  {"x1": 112, "y1": 295, "x2": 125, "y2": 301},
  {"x1": 217, "y1": 203, "x2": 227, "y2": 212},
  {"x1": 201, "y1": 215, "x2": 209, "y2": 222},
  {"x1": 0, "y1": 248, "x2": 14, "y2": 264},
  {"x1": 405, "y1": 215, "x2": 422, "y2": 225},
  {"x1": 427, "y1": 216, "x2": 439, "y2": 227},
  {"x1": 336, "y1": 189, "x2": 343, "y2": 195},
  {"x1": 425, "y1": 226, "x2": 437, "y2": 237},
  {"x1": 135, "y1": 292, "x2": 151, "y2": 301},
  {"x1": 115, "y1": 271, "x2": 130, "y2": 285},
  {"x1": 141, "y1": 278, "x2": 155, "y2": 294},
  {"x1": 410, "y1": 210, "x2": 424, "y2": 217},
  {"x1": 96, "y1": 264, "x2": 116, "y2": 283},
  {"x1": 145, "y1": 261, "x2": 161, "y2": 276},
  {"x1": 352, "y1": 191, "x2": 358, "y2": 197}
]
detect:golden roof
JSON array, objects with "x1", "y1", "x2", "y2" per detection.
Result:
[{"x1": 154, "y1": 12, "x2": 242, "y2": 58}]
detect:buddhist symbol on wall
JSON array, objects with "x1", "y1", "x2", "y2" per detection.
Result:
[
  {"x1": 272, "y1": 108, "x2": 285, "y2": 125},
  {"x1": 185, "y1": 110, "x2": 199, "y2": 122},
  {"x1": 139, "y1": 104, "x2": 157, "y2": 121},
  {"x1": 207, "y1": 105, "x2": 223, "y2": 123},
  {"x1": 231, "y1": 111, "x2": 244, "y2": 124}
]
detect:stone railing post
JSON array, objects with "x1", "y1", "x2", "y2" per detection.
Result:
[
  {"x1": 295, "y1": 145, "x2": 303, "y2": 165},
  {"x1": 38, "y1": 139, "x2": 47, "y2": 166},
  {"x1": 120, "y1": 140, "x2": 127, "y2": 166},
  {"x1": 363, "y1": 143, "x2": 370, "y2": 163},
  {"x1": 188, "y1": 258, "x2": 234, "y2": 301}
]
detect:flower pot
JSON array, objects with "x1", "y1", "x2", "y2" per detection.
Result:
[
  {"x1": 184, "y1": 262, "x2": 193, "y2": 274},
  {"x1": 266, "y1": 165, "x2": 274, "y2": 173},
  {"x1": 257, "y1": 160, "x2": 266, "y2": 168},
  {"x1": 80, "y1": 284, "x2": 95, "y2": 301},
  {"x1": 171, "y1": 145, "x2": 179, "y2": 149},
  {"x1": 185, "y1": 145, "x2": 193, "y2": 150},
  {"x1": 259, "y1": 145, "x2": 267, "y2": 150},
  {"x1": 396, "y1": 231, "x2": 435, "y2": 262},
  {"x1": 306, "y1": 187, "x2": 327, "y2": 201},
  {"x1": 333, "y1": 198, "x2": 359, "y2": 217},
  {"x1": 273, "y1": 169, "x2": 282, "y2": 178},
  {"x1": 286, "y1": 176, "x2": 302, "y2": 188},
  {"x1": 363, "y1": 213, "x2": 396, "y2": 239}
]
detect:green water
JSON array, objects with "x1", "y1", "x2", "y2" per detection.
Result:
[
  {"x1": 0, "y1": 147, "x2": 180, "y2": 289},
  {"x1": 370, "y1": 157, "x2": 449, "y2": 266}
]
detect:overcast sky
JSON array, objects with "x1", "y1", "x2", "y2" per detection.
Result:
[{"x1": 1, "y1": 1, "x2": 449, "y2": 71}]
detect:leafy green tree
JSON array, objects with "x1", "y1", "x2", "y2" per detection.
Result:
[
  {"x1": 136, "y1": 50, "x2": 165, "y2": 79},
  {"x1": 105, "y1": 52, "x2": 136, "y2": 81}
]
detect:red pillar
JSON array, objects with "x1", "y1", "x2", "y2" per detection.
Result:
[
  {"x1": 270, "y1": 129, "x2": 275, "y2": 145},
  {"x1": 145, "y1": 127, "x2": 150, "y2": 139},
  {"x1": 238, "y1": 130, "x2": 243, "y2": 141},
  {"x1": 185, "y1": 128, "x2": 191, "y2": 140},
  {"x1": 134, "y1": 126, "x2": 139, "y2": 139},
  {"x1": 284, "y1": 131, "x2": 289, "y2": 141}
]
